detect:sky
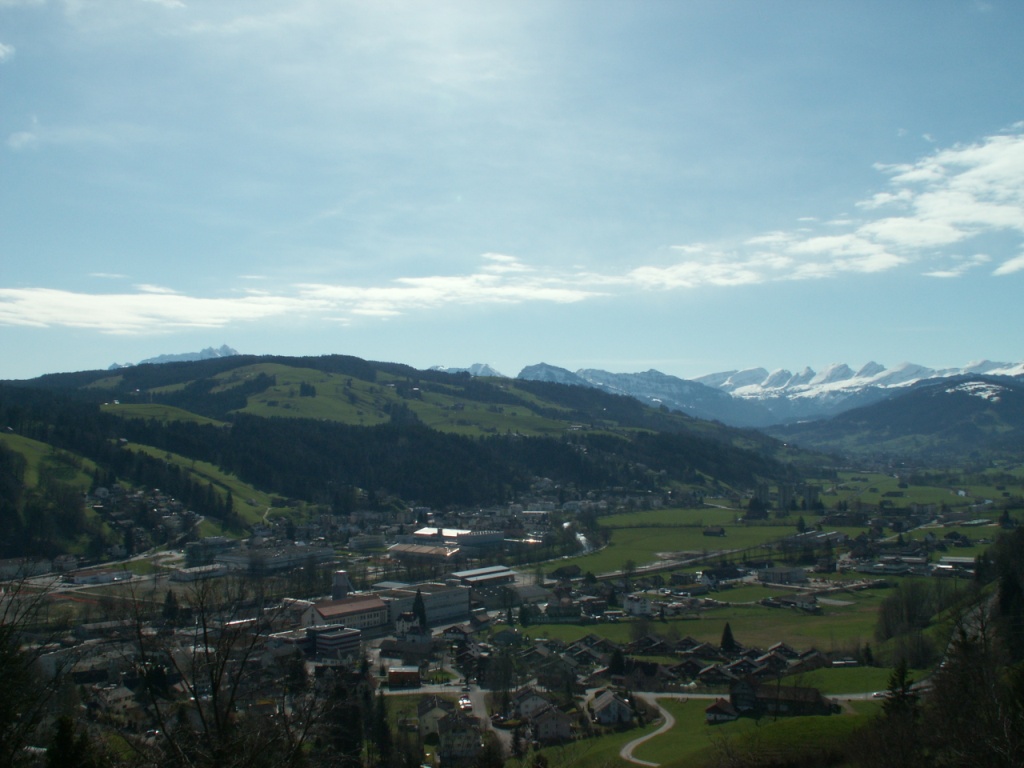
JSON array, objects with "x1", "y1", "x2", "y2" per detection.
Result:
[{"x1": 1, "y1": 1, "x2": 1023, "y2": 382}]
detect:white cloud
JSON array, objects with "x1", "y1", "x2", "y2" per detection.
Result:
[
  {"x1": 0, "y1": 288, "x2": 310, "y2": 333},
  {"x1": 858, "y1": 216, "x2": 966, "y2": 248},
  {"x1": 0, "y1": 42, "x2": 14, "y2": 62},
  {"x1": 0, "y1": 256, "x2": 603, "y2": 334},
  {"x1": 6, "y1": 131, "x2": 37, "y2": 150},
  {"x1": 923, "y1": 253, "x2": 991, "y2": 278},
  {"x1": 6, "y1": 117, "x2": 170, "y2": 152},
  {"x1": 994, "y1": 254, "x2": 1024, "y2": 276}
]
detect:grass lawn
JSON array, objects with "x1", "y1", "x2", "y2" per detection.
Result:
[
  {"x1": 528, "y1": 588, "x2": 887, "y2": 656},
  {"x1": 630, "y1": 699, "x2": 716, "y2": 766},
  {"x1": 0, "y1": 432, "x2": 96, "y2": 490},
  {"x1": 525, "y1": 720, "x2": 661, "y2": 768},
  {"x1": 777, "y1": 665, "x2": 897, "y2": 695},
  {"x1": 623, "y1": 697, "x2": 876, "y2": 768},
  {"x1": 553, "y1": 523, "x2": 800, "y2": 576}
]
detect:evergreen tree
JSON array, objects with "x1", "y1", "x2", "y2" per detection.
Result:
[
  {"x1": 412, "y1": 588, "x2": 427, "y2": 629},
  {"x1": 371, "y1": 691, "x2": 392, "y2": 767},
  {"x1": 46, "y1": 715, "x2": 100, "y2": 768},
  {"x1": 720, "y1": 621, "x2": 739, "y2": 653},
  {"x1": 162, "y1": 589, "x2": 179, "y2": 623}
]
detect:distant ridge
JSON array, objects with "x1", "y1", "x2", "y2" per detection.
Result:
[
  {"x1": 429, "y1": 363, "x2": 506, "y2": 378},
  {"x1": 514, "y1": 359, "x2": 1024, "y2": 427},
  {"x1": 109, "y1": 344, "x2": 239, "y2": 370}
]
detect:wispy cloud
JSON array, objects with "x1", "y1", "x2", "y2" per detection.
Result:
[
  {"x1": 993, "y1": 253, "x2": 1024, "y2": 276},
  {"x1": 2, "y1": 129, "x2": 1022, "y2": 335},
  {"x1": 0, "y1": 255, "x2": 602, "y2": 334},
  {"x1": 0, "y1": 42, "x2": 14, "y2": 62},
  {"x1": 6, "y1": 116, "x2": 171, "y2": 152},
  {"x1": 0, "y1": 288, "x2": 315, "y2": 334},
  {"x1": 923, "y1": 254, "x2": 991, "y2": 278},
  {"x1": 640, "y1": 126, "x2": 1024, "y2": 286}
]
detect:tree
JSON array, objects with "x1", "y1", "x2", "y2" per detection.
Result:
[
  {"x1": 412, "y1": 588, "x2": 427, "y2": 630},
  {"x1": 720, "y1": 621, "x2": 739, "y2": 653},
  {"x1": 0, "y1": 578, "x2": 76, "y2": 768},
  {"x1": 162, "y1": 589, "x2": 180, "y2": 624},
  {"x1": 131, "y1": 577, "x2": 316, "y2": 768},
  {"x1": 370, "y1": 691, "x2": 392, "y2": 767},
  {"x1": 608, "y1": 648, "x2": 626, "y2": 676},
  {"x1": 46, "y1": 715, "x2": 102, "y2": 768}
]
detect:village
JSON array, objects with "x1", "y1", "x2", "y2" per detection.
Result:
[{"x1": 2, "y1": 474, "x2": 998, "y2": 767}]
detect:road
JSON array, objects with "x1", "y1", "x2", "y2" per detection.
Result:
[{"x1": 619, "y1": 694, "x2": 673, "y2": 767}]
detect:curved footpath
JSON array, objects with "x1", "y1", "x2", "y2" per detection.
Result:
[{"x1": 619, "y1": 694, "x2": 674, "y2": 767}]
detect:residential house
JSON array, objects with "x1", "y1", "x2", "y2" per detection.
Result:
[
  {"x1": 437, "y1": 714, "x2": 482, "y2": 766},
  {"x1": 757, "y1": 566, "x2": 808, "y2": 585},
  {"x1": 705, "y1": 698, "x2": 739, "y2": 724},
  {"x1": 617, "y1": 659, "x2": 679, "y2": 692},
  {"x1": 591, "y1": 690, "x2": 634, "y2": 726},
  {"x1": 511, "y1": 688, "x2": 554, "y2": 720},
  {"x1": 418, "y1": 695, "x2": 457, "y2": 738},
  {"x1": 622, "y1": 593, "x2": 652, "y2": 617},
  {"x1": 532, "y1": 706, "x2": 574, "y2": 744}
]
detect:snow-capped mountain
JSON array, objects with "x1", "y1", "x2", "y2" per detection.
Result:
[
  {"x1": 436, "y1": 358, "x2": 1024, "y2": 427},
  {"x1": 109, "y1": 345, "x2": 239, "y2": 370},
  {"x1": 697, "y1": 360, "x2": 1023, "y2": 399},
  {"x1": 768, "y1": 374, "x2": 1024, "y2": 459},
  {"x1": 429, "y1": 363, "x2": 507, "y2": 378},
  {"x1": 520, "y1": 360, "x2": 1024, "y2": 427}
]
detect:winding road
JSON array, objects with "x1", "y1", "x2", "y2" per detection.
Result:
[{"x1": 619, "y1": 694, "x2": 674, "y2": 767}]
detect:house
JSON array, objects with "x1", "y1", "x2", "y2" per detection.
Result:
[
  {"x1": 418, "y1": 695, "x2": 457, "y2": 738},
  {"x1": 387, "y1": 666, "x2": 421, "y2": 688},
  {"x1": 729, "y1": 678, "x2": 835, "y2": 718},
  {"x1": 304, "y1": 595, "x2": 389, "y2": 632},
  {"x1": 532, "y1": 705, "x2": 574, "y2": 744},
  {"x1": 757, "y1": 566, "x2": 808, "y2": 585},
  {"x1": 757, "y1": 685, "x2": 836, "y2": 717},
  {"x1": 705, "y1": 698, "x2": 739, "y2": 724},
  {"x1": 622, "y1": 593, "x2": 652, "y2": 616},
  {"x1": 437, "y1": 714, "x2": 482, "y2": 766},
  {"x1": 617, "y1": 659, "x2": 679, "y2": 692},
  {"x1": 510, "y1": 688, "x2": 553, "y2": 720},
  {"x1": 591, "y1": 690, "x2": 633, "y2": 725},
  {"x1": 670, "y1": 657, "x2": 706, "y2": 681},
  {"x1": 536, "y1": 656, "x2": 582, "y2": 693},
  {"x1": 699, "y1": 565, "x2": 746, "y2": 589}
]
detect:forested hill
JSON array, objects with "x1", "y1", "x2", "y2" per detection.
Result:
[{"x1": 1, "y1": 354, "x2": 807, "y2": 515}]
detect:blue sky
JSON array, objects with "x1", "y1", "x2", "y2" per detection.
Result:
[{"x1": 1, "y1": 1, "x2": 1022, "y2": 381}]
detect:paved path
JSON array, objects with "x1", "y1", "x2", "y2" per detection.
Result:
[{"x1": 619, "y1": 694, "x2": 674, "y2": 767}]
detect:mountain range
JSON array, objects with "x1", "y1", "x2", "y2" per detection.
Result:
[
  {"x1": 109, "y1": 345, "x2": 239, "y2": 370},
  {"x1": 513, "y1": 359, "x2": 1024, "y2": 428},
  {"x1": 105, "y1": 345, "x2": 1024, "y2": 429}
]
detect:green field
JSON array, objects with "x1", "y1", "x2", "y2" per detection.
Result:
[
  {"x1": 644, "y1": 698, "x2": 870, "y2": 768},
  {"x1": 0, "y1": 432, "x2": 97, "y2": 490},
  {"x1": 126, "y1": 442, "x2": 282, "y2": 528},
  {"x1": 100, "y1": 402, "x2": 228, "y2": 426}
]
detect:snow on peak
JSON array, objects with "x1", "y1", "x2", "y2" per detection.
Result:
[
  {"x1": 762, "y1": 369, "x2": 794, "y2": 389},
  {"x1": 855, "y1": 361, "x2": 886, "y2": 378},
  {"x1": 945, "y1": 381, "x2": 1007, "y2": 401},
  {"x1": 432, "y1": 363, "x2": 506, "y2": 377},
  {"x1": 721, "y1": 368, "x2": 770, "y2": 391},
  {"x1": 810, "y1": 363, "x2": 855, "y2": 386},
  {"x1": 869, "y1": 362, "x2": 936, "y2": 387}
]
